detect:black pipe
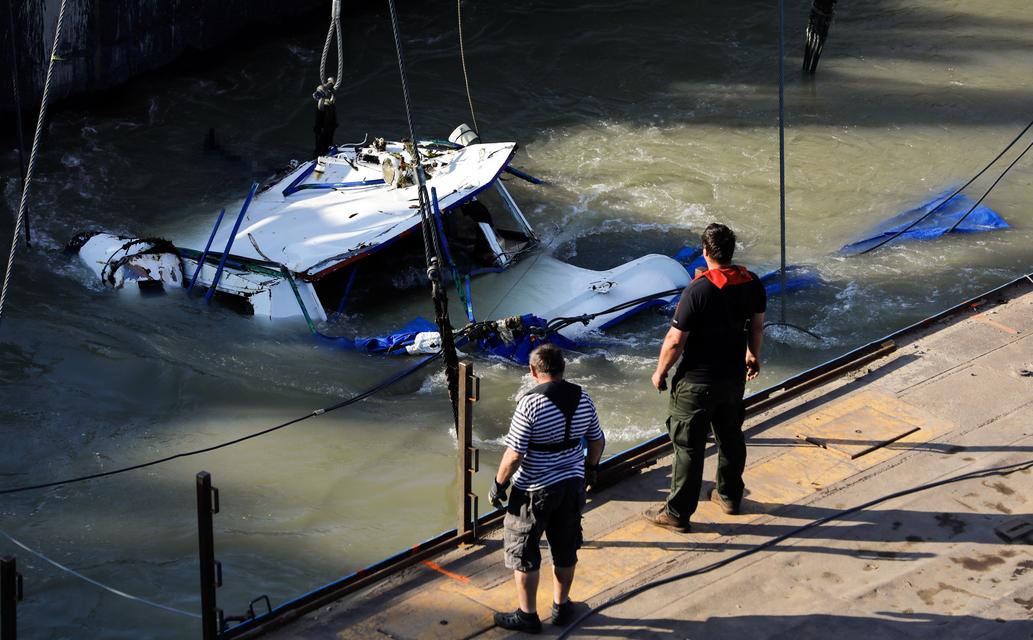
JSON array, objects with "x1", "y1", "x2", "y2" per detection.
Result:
[
  {"x1": 4, "y1": 0, "x2": 29, "y2": 246},
  {"x1": 0, "y1": 556, "x2": 19, "y2": 640},
  {"x1": 196, "y1": 472, "x2": 220, "y2": 640}
]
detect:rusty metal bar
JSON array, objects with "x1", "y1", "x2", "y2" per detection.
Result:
[
  {"x1": 457, "y1": 361, "x2": 480, "y2": 542},
  {"x1": 196, "y1": 472, "x2": 221, "y2": 640},
  {"x1": 1, "y1": 555, "x2": 21, "y2": 640}
]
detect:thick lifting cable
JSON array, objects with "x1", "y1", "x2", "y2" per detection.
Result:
[
  {"x1": 0, "y1": 0, "x2": 68, "y2": 331},
  {"x1": 557, "y1": 457, "x2": 1033, "y2": 638},
  {"x1": 859, "y1": 116, "x2": 1033, "y2": 254},
  {"x1": 0, "y1": 353, "x2": 440, "y2": 496},
  {"x1": 457, "y1": 0, "x2": 478, "y2": 135},
  {"x1": 386, "y1": 0, "x2": 462, "y2": 430},
  {"x1": 320, "y1": 0, "x2": 344, "y2": 90},
  {"x1": 0, "y1": 528, "x2": 200, "y2": 618}
]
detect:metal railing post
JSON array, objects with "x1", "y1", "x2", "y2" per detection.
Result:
[
  {"x1": 1, "y1": 556, "x2": 22, "y2": 640},
  {"x1": 196, "y1": 472, "x2": 222, "y2": 640},
  {"x1": 457, "y1": 362, "x2": 480, "y2": 542}
]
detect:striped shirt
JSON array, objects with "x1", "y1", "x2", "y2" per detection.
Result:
[{"x1": 504, "y1": 388, "x2": 604, "y2": 491}]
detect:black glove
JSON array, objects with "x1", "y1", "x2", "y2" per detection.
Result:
[
  {"x1": 489, "y1": 478, "x2": 510, "y2": 509},
  {"x1": 585, "y1": 463, "x2": 599, "y2": 489}
]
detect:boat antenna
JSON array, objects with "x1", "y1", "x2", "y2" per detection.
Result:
[{"x1": 386, "y1": 0, "x2": 463, "y2": 430}]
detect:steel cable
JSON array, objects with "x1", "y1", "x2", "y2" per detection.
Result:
[
  {"x1": 0, "y1": 0, "x2": 68, "y2": 331},
  {"x1": 319, "y1": 0, "x2": 344, "y2": 89},
  {"x1": 385, "y1": 0, "x2": 462, "y2": 431},
  {"x1": 457, "y1": 0, "x2": 478, "y2": 134}
]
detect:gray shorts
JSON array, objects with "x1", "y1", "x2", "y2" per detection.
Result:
[{"x1": 503, "y1": 477, "x2": 585, "y2": 572}]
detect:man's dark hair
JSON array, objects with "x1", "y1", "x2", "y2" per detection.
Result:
[
  {"x1": 702, "y1": 223, "x2": 736, "y2": 264},
  {"x1": 530, "y1": 343, "x2": 565, "y2": 377}
]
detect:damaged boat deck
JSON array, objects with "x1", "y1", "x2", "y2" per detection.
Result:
[{"x1": 253, "y1": 275, "x2": 1033, "y2": 639}]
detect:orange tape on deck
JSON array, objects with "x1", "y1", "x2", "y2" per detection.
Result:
[{"x1": 421, "y1": 560, "x2": 471, "y2": 584}]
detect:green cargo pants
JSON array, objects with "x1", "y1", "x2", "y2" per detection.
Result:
[{"x1": 664, "y1": 377, "x2": 747, "y2": 521}]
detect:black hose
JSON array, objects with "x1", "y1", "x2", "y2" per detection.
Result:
[
  {"x1": 947, "y1": 137, "x2": 1033, "y2": 233},
  {"x1": 859, "y1": 117, "x2": 1033, "y2": 254},
  {"x1": 556, "y1": 458, "x2": 1033, "y2": 638},
  {"x1": 0, "y1": 353, "x2": 441, "y2": 496},
  {"x1": 763, "y1": 321, "x2": 823, "y2": 341}
]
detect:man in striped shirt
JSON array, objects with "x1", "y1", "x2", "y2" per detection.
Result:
[{"x1": 489, "y1": 344, "x2": 606, "y2": 633}]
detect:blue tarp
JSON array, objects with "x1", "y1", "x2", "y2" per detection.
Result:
[
  {"x1": 673, "y1": 247, "x2": 820, "y2": 298},
  {"x1": 839, "y1": 192, "x2": 1009, "y2": 255},
  {"x1": 319, "y1": 316, "x2": 439, "y2": 354}
]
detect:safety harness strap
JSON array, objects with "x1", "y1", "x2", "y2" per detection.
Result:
[{"x1": 526, "y1": 381, "x2": 583, "y2": 453}]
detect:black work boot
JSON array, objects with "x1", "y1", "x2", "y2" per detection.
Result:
[
  {"x1": 709, "y1": 488, "x2": 741, "y2": 515},
  {"x1": 551, "y1": 600, "x2": 576, "y2": 626},
  {"x1": 494, "y1": 608, "x2": 542, "y2": 634}
]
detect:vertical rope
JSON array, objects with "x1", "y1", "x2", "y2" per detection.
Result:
[
  {"x1": 0, "y1": 0, "x2": 69, "y2": 330},
  {"x1": 319, "y1": 0, "x2": 344, "y2": 90},
  {"x1": 457, "y1": 0, "x2": 478, "y2": 134},
  {"x1": 777, "y1": 0, "x2": 787, "y2": 325}
]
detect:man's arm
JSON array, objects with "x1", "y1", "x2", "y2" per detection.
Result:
[
  {"x1": 652, "y1": 325, "x2": 689, "y2": 390},
  {"x1": 586, "y1": 436, "x2": 605, "y2": 467},
  {"x1": 746, "y1": 311, "x2": 764, "y2": 381},
  {"x1": 495, "y1": 447, "x2": 524, "y2": 485}
]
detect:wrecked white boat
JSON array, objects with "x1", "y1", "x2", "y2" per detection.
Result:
[{"x1": 70, "y1": 129, "x2": 690, "y2": 357}]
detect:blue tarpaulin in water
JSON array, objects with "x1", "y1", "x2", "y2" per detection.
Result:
[
  {"x1": 673, "y1": 247, "x2": 819, "y2": 298},
  {"x1": 319, "y1": 316, "x2": 439, "y2": 354},
  {"x1": 839, "y1": 192, "x2": 1009, "y2": 255}
]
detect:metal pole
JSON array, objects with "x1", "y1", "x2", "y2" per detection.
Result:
[
  {"x1": 4, "y1": 0, "x2": 28, "y2": 246},
  {"x1": 1, "y1": 556, "x2": 21, "y2": 640},
  {"x1": 457, "y1": 362, "x2": 479, "y2": 542},
  {"x1": 196, "y1": 472, "x2": 220, "y2": 640},
  {"x1": 778, "y1": 0, "x2": 788, "y2": 325}
]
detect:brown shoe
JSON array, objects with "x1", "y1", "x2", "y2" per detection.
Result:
[
  {"x1": 643, "y1": 504, "x2": 690, "y2": 533},
  {"x1": 709, "y1": 489, "x2": 740, "y2": 515}
]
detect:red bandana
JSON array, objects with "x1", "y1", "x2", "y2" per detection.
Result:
[{"x1": 693, "y1": 265, "x2": 754, "y2": 289}]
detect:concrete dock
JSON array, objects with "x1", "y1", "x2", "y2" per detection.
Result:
[{"x1": 262, "y1": 276, "x2": 1033, "y2": 639}]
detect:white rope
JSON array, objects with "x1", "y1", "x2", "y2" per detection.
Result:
[
  {"x1": 0, "y1": 0, "x2": 68, "y2": 330},
  {"x1": 319, "y1": 0, "x2": 344, "y2": 90},
  {"x1": 0, "y1": 528, "x2": 201, "y2": 619},
  {"x1": 457, "y1": 0, "x2": 478, "y2": 134}
]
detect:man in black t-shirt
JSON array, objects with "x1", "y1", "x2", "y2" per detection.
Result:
[{"x1": 645, "y1": 223, "x2": 766, "y2": 532}]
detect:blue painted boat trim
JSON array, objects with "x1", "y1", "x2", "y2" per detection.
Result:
[{"x1": 186, "y1": 208, "x2": 225, "y2": 295}]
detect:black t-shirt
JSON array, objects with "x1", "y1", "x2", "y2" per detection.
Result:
[{"x1": 670, "y1": 270, "x2": 766, "y2": 384}]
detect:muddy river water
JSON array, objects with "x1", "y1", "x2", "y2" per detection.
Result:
[{"x1": 1, "y1": 1, "x2": 1031, "y2": 637}]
